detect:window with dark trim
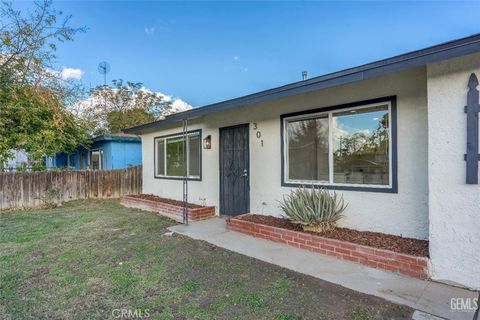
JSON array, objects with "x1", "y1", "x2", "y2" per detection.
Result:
[
  {"x1": 154, "y1": 130, "x2": 202, "y2": 180},
  {"x1": 281, "y1": 97, "x2": 397, "y2": 193}
]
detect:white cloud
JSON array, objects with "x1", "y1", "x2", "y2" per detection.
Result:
[
  {"x1": 60, "y1": 67, "x2": 83, "y2": 80},
  {"x1": 144, "y1": 26, "x2": 155, "y2": 35},
  {"x1": 47, "y1": 67, "x2": 84, "y2": 80},
  {"x1": 332, "y1": 118, "x2": 349, "y2": 140},
  {"x1": 142, "y1": 88, "x2": 193, "y2": 116}
]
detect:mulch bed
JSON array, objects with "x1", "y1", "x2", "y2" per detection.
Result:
[
  {"x1": 238, "y1": 214, "x2": 429, "y2": 257},
  {"x1": 128, "y1": 194, "x2": 203, "y2": 209}
]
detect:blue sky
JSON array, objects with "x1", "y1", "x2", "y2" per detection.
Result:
[{"x1": 18, "y1": 1, "x2": 480, "y2": 107}]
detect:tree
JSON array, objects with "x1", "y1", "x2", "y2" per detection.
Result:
[
  {"x1": 0, "y1": 86, "x2": 90, "y2": 162},
  {"x1": 106, "y1": 108, "x2": 154, "y2": 134},
  {"x1": 0, "y1": 0, "x2": 85, "y2": 86},
  {"x1": 76, "y1": 79, "x2": 172, "y2": 135},
  {"x1": 0, "y1": 0, "x2": 88, "y2": 168}
]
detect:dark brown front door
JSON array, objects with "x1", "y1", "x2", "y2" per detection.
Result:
[{"x1": 219, "y1": 124, "x2": 250, "y2": 216}]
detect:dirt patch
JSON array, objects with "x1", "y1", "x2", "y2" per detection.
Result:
[
  {"x1": 30, "y1": 250, "x2": 46, "y2": 259},
  {"x1": 238, "y1": 214, "x2": 429, "y2": 257},
  {"x1": 127, "y1": 194, "x2": 203, "y2": 209},
  {"x1": 27, "y1": 266, "x2": 52, "y2": 290},
  {"x1": 85, "y1": 277, "x2": 109, "y2": 295},
  {"x1": 29, "y1": 266, "x2": 49, "y2": 280}
]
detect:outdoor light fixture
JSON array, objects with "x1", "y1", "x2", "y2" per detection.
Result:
[{"x1": 203, "y1": 135, "x2": 212, "y2": 149}]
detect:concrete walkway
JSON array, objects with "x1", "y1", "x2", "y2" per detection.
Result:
[{"x1": 169, "y1": 217, "x2": 478, "y2": 320}]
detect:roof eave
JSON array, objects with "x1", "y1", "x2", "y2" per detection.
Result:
[{"x1": 93, "y1": 135, "x2": 141, "y2": 142}]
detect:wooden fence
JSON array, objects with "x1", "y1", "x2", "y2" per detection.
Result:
[{"x1": 0, "y1": 165, "x2": 142, "y2": 211}]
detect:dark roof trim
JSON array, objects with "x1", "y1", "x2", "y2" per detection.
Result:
[
  {"x1": 125, "y1": 33, "x2": 480, "y2": 134},
  {"x1": 93, "y1": 135, "x2": 141, "y2": 142}
]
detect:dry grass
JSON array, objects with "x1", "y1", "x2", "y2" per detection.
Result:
[{"x1": 0, "y1": 199, "x2": 413, "y2": 319}]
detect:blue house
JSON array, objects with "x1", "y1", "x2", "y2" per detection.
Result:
[{"x1": 47, "y1": 133, "x2": 142, "y2": 170}]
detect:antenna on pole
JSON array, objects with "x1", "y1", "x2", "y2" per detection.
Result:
[
  {"x1": 97, "y1": 61, "x2": 110, "y2": 87},
  {"x1": 97, "y1": 61, "x2": 111, "y2": 109}
]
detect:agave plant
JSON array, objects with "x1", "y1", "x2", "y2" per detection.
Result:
[{"x1": 279, "y1": 186, "x2": 347, "y2": 233}]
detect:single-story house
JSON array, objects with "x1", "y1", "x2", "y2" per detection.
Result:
[
  {"x1": 46, "y1": 133, "x2": 142, "y2": 170},
  {"x1": 125, "y1": 34, "x2": 480, "y2": 290},
  {"x1": 2, "y1": 150, "x2": 29, "y2": 171}
]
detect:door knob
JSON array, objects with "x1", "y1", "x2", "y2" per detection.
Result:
[{"x1": 242, "y1": 169, "x2": 248, "y2": 177}]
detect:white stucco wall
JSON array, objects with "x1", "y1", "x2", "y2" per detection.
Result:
[
  {"x1": 427, "y1": 53, "x2": 480, "y2": 289},
  {"x1": 142, "y1": 67, "x2": 429, "y2": 240}
]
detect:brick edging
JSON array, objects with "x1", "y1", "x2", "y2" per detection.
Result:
[
  {"x1": 121, "y1": 195, "x2": 215, "y2": 221},
  {"x1": 226, "y1": 215, "x2": 429, "y2": 280}
]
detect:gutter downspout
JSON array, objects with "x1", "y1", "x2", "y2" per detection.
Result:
[{"x1": 182, "y1": 119, "x2": 189, "y2": 225}]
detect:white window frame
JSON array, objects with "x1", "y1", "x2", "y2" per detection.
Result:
[
  {"x1": 283, "y1": 101, "x2": 393, "y2": 189},
  {"x1": 90, "y1": 148, "x2": 104, "y2": 170},
  {"x1": 154, "y1": 130, "x2": 201, "y2": 180}
]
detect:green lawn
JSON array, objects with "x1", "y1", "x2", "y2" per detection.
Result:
[{"x1": 0, "y1": 200, "x2": 413, "y2": 320}]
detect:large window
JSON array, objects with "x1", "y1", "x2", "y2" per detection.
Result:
[
  {"x1": 282, "y1": 98, "x2": 395, "y2": 191},
  {"x1": 154, "y1": 130, "x2": 201, "y2": 179}
]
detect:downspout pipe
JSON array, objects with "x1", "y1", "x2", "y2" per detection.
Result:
[{"x1": 182, "y1": 119, "x2": 189, "y2": 225}]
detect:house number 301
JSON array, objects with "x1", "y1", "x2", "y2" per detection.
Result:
[{"x1": 253, "y1": 123, "x2": 264, "y2": 147}]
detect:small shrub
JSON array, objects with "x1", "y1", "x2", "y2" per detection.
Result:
[
  {"x1": 36, "y1": 187, "x2": 62, "y2": 208},
  {"x1": 16, "y1": 162, "x2": 28, "y2": 172},
  {"x1": 31, "y1": 162, "x2": 46, "y2": 171},
  {"x1": 279, "y1": 186, "x2": 347, "y2": 233}
]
